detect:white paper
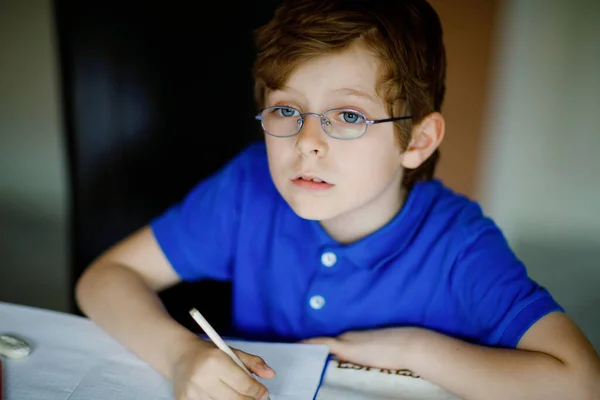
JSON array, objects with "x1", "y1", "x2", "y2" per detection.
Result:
[
  {"x1": 0, "y1": 302, "x2": 459, "y2": 399},
  {"x1": 0, "y1": 302, "x2": 329, "y2": 400},
  {"x1": 315, "y1": 359, "x2": 461, "y2": 400},
  {"x1": 226, "y1": 340, "x2": 330, "y2": 400}
]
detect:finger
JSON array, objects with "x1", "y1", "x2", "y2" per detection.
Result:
[
  {"x1": 234, "y1": 350, "x2": 276, "y2": 379},
  {"x1": 219, "y1": 356, "x2": 270, "y2": 399},
  {"x1": 205, "y1": 379, "x2": 256, "y2": 400},
  {"x1": 177, "y1": 381, "x2": 207, "y2": 400}
]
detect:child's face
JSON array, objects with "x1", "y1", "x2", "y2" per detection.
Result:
[{"x1": 264, "y1": 44, "x2": 406, "y2": 224}]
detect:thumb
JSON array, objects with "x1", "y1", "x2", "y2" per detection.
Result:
[{"x1": 234, "y1": 349, "x2": 276, "y2": 379}]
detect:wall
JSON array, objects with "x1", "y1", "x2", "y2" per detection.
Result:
[
  {"x1": 478, "y1": 0, "x2": 600, "y2": 350},
  {"x1": 1, "y1": 0, "x2": 599, "y2": 353},
  {"x1": 0, "y1": 0, "x2": 69, "y2": 312},
  {"x1": 431, "y1": 0, "x2": 498, "y2": 199}
]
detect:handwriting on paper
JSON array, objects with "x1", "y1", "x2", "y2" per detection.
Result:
[{"x1": 333, "y1": 359, "x2": 421, "y2": 379}]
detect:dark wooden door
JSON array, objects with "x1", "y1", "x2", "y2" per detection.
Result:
[{"x1": 54, "y1": 0, "x2": 282, "y2": 332}]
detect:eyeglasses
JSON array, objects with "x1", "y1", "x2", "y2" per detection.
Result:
[{"x1": 255, "y1": 106, "x2": 412, "y2": 140}]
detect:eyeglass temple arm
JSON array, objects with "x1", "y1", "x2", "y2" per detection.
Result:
[{"x1": 368, "y1": 116, "x2": 412, "y2": 124}]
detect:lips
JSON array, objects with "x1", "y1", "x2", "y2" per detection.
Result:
[
  {"x1": 291, "y1": 173, "x2": 334, "y2": 191},
  {"x1": 295, "y1": 174, "x2": 328, "y2": 184}
]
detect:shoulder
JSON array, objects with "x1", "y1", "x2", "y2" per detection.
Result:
[
  {"x1": 191, "y1": 141, "x2": 273, "y2": 198},
  {"x1": 402, "y1": 179, "x2": 518, "y2": 281},
  {"x1": 418, "y1": 183, "x2": 563, "y2": 348},
  {"x1": 227, "y1": 141, "x2": 279, "y2": 202},
  {"x1": 374, "y1": 179, "x2": 501, "y2": 275},
  {"x1": 148, "y1": 141, "x2": 276, "y2": 281},
  {"x1": 152, "y1": 141, "x2": 274, "y2": 224},
  {"x1": 410, "y1": 179, "x2": 498, "y2": 248},
  {"x1": 222, "y1": 141, "x2": 270, "y2": 179},
  {"x1": 236, "y1": 140, "x2": 269, "y2": 166}
]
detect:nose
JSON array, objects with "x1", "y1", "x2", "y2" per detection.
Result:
[{"x1": 294, "y1": 113, "x2": 329, "y2": 158}]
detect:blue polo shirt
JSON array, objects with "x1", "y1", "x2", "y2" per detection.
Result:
[{"x1": 151, "y1": 142, "x2": 562, "y2": 348}]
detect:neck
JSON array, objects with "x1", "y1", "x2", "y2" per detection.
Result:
[{"x1": 319, "y1": 172, "x2": 407, "y2": 244}]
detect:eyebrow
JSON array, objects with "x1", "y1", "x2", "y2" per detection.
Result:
[
  {"x1": 272, "y1": 86, "x2": 381, "y2": 105},
  {"x1": 333, "y1": 88, "x2": 381, "y2": 105},
  {"x1": 276, "y1": 86, "x2": 303, "y2": 96}
]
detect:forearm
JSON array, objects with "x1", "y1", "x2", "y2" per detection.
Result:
[
  {"x1": 405, "y1": 329, "x2": 597, "y2": 400},
  {"x1": 76, "y1": 263, "x2": 202, "y2": 379}
]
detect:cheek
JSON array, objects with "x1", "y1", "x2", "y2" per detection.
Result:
[
  {"x1": 340, "y1": 133, "x2": 401, "y2": 182},
  {"x1": 265, "y1": 137, "x2": 291, "y2": 180},
  {"x1": 265, "y1": 135, "x2": 280, "y2": 156},
  {"x1": 345, "y1": 155, "x2": 399, "y2": 194}
]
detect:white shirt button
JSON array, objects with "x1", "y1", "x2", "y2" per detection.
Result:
[
  {"x1": 321, "y1": 252, "x2": 337, "y2": 267},
  {"x1": 309, "y1": 295, "x2": 326, "y2": 310}
]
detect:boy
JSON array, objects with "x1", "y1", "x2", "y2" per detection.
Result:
[{"x1": 75, "y1": 0, "x2": 600, "y2": 399}]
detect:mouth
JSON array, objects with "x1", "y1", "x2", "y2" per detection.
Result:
[
  {"x1": 291, "y1": 174, "x2": 334, "y2": 191},
  {"x1": 293, "y1": 174, "x2": 329, "y2": 184}
]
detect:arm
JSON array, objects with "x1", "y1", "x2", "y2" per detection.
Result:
[
  {"x1": 307, "y1": 312, "x2": 600, "y2": 400},
  {"x1": 305, "y1": 225, "x2": 600, "y2": 400},
  {"x1": 411, "y1": 225, "x2": 600, "y2": 399},
  {"x1": 75, "y1": 225, "x2": 201, "y2": 379},
  {"x1": 77, "y1": 226, "x2": 274, "y2": 400},
  {"x1": 76, "y1": 147, "x2": 249, "y2": 379},
  {"x1": 405, "y1": 311, "x2": 600, "y2": 400}
]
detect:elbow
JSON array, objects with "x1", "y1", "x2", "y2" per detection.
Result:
[
  {"x1": 74, "y1": 260, "x2": 112, "y2": 315},
  {"x1": 571, "y1": 367, "x2": 600, "y2": 400},
  {"x1": 577, "y1": 383, "x2": 600, "y2": 400},
  {"x1": 74, "y1": 264, "x2": 96, "y2": 315},
  {"x1": 583, "y1": 376, "x2": 600, "y2": 400}
]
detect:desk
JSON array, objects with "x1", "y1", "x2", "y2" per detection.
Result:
[{"x1": 0, "y1": 302, "x2": 459, "y2": 399}]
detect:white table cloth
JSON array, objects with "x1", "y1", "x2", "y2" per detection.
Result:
[{"x1": 0, "y1": 302, "x2": 459, "y2": 400}]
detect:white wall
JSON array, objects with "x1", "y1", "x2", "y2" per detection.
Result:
[
  {"x1": 478, "y1": 0, "x2": 600, "y2": 349},
  {"x1": 0, "y1": 0, "x2": 69, "y2": 312}
]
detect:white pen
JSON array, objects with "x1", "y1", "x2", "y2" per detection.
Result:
[{"x1": 188, "y1": 308, "x2": 272, "y2": 400}]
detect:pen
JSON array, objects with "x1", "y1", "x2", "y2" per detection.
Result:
[{"x1": 188, "y1": 308, "x2": 271, "y2": 400}]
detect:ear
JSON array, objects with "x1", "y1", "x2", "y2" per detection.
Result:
[{"x1": 401, "y1": 112, "x2": 445, "y2": 169}]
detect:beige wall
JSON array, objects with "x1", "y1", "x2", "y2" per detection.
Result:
[
  {"x1": 431, "y1": 0, "x2": 600, "y2": 350},
  {"x1": 477, "y1": 0, "x2": 600, "y2": 349}
]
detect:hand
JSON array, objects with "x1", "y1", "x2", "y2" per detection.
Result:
[
  {"x1": 302, "y1": 327, "x2": 421, "y2": 370},
  {"x1": 171, "y1": 338, "x2": 275, "y2": 400}
]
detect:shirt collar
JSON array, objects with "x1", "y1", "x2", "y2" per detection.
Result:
[{"x1": 282, "y1": 180, "x2": 442, "y2": 270}]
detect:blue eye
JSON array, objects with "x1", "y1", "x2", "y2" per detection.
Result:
[
  {"x1": 277, "y1": 107, "x2": 299, "y2": 117},
  {"x1": 341, "y1": 111, "x2": 364, "y2": 124}
]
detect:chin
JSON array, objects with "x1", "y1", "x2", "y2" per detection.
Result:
[
  {"x1": 290, "y1": 207, "x2": 328, "y2": 221},
  {"x1": 273, "y1": 180, "x2": 345, "y2": 221},
  {"x1": 285, "y1": 198, "x2": 342, "y2": 221}
]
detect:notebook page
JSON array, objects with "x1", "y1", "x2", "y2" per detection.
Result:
[
  {"x1": 226, "y1": 340, "x2": 330, "y2": 400},
  {"x1": 0, "y1": 303, "x2": 331, "y2": 400}
]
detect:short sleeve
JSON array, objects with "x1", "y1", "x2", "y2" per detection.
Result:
[
  {"x1": 453, "y1": 225, "x2": 564, "y2": 348},
  {"x1": 150, "y1": 148, "x2": 251, "y2": 282}
]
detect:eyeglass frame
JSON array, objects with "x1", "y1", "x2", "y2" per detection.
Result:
[{"x1": 255, "y1": 105, "x2": 412, "y2": 140}]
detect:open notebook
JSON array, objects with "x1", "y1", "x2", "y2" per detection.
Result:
[
  {"x1": 225, "y1": 339, "x2": 330, "y2": 400},
  {"x1": 1, "y1": 302, "x2": 330, "y2": 400},
  {"x1": 2, "y1": 302, "x2": 463, "y2": 399}
]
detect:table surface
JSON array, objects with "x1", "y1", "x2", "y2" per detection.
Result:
[{"x1": 0, "y1": 302, "x2": 459, "y2": 400}]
